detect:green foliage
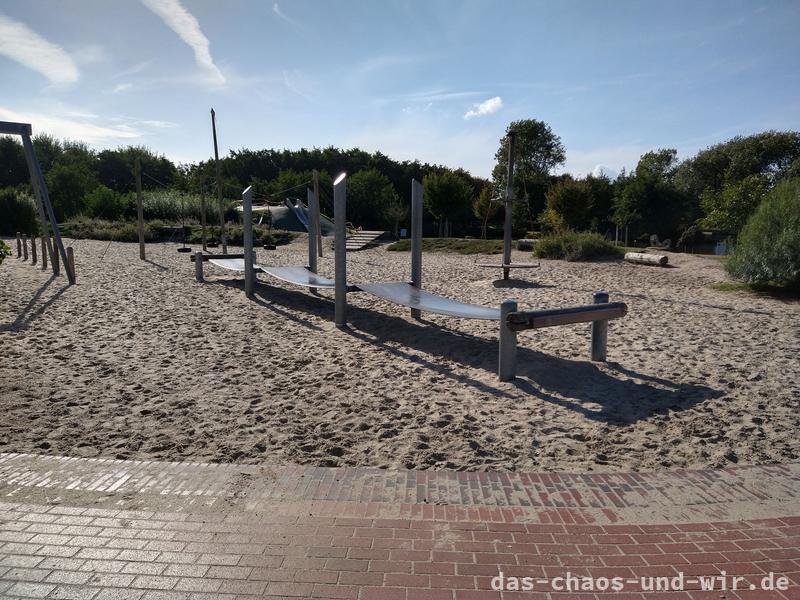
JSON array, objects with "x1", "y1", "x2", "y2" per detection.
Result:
[
  {"x1": 0, "y1": 137, "x2": 28, "y2": 188},
  {"x1": 472, "y1": 186, "x2": 500, "y2": 239},
  {"x1": 699, "y1": 175, "x2": 769, "y2": 234},
  {"x1": 423, "y1": 169, "x2": 473, "y2": 231},
  {"x1": 61, "y1": 218, "x2": 159, "y2": 243},
  {"x1": 387, "y1": 238, "x2": 503, "y2": 254},
  {"x1": 84, "y1": 185, "x2": 128, "y2": 220},
  {"x1": 0, "y1": 188, "x2": 38, "y2": 235},
  {"x1": 187, "y1": 225, "x2": 296, "y2": 247},
  {"x1": 534, "y1": 231, "x2": 623, "y2": 261},
  {"x1": 543, "y1": 178, "x2": 594, "y2": 231},
  {"x1": 0, "y1": 239, "x2": 10, "y2": 265},
  {"x1": 45, "y1": 163, "x2": 99, "y2": 220},
  {"x1": 725, "y1": 178, "x2": 800, "y2": 289},
  {"x1": 346, "y1": 169, "x2": 399, "y2": 229}
]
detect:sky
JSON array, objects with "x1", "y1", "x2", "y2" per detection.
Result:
[{"x1": 0, "y1": 0, "x2": 798, "y2": 179}]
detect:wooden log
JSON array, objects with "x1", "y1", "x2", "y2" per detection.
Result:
[
  {"x1": 624, "y1": 252, "x2": 668, "y2": 266},
  {"x1": 22, "y1": 234, "x2": 28, "y2": 260},
  {"x1": 30, "y1": 234, "x2": 37, "y2": 264},
  {"x1": 41, "y1": 237, "x2": 47, "y2": 270},
  {"x1": 506, "y1": 302, "x2": 628, "y2": 332},
  {"x1": 51, "y1": 236, "x2": 59, "y2": 274},
  {"x1": 66, "y1": 246, "x2": 75, "y2": 282},
  {"x1": 16, "y1": 232, "x2": 21, "y2": 258}
]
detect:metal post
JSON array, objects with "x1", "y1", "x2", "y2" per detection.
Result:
[
  {"x1": 591, "y1": 291, "x2": 609, "y2": 361},
  {"x1": 313, "y1": 169, "x2": 322, "y2": 258},
  {"x1": 498, "y1": 299, "x2": 518, "y2": 381},
  {"x1": 134, "y1": 157, "x2": 145, "y2": 260},
  {"x1": 307, "y1": 188, "x2": 318, "y2": 273},
  {"x1": 194, "y1": 251, "x2": 204, "y2": 282},
  {"x1": 410, "y1": 178, "x2": 423, "y2": 319},
  {"x1": 16, "y1": 232, "x2": 21, "y2": 258},
  {"x1": 333, "y1": 173, "x2": 347, "y2": 327},
  {"x1": 41, "y1": 237, "x2": 47, "y2": 270},
  {"x1": 502, "y1": 130, "x2": 517, "y2": 280},
  {"x1": 66, "y1": 247, "x2": 75, "y2": 283},
  {"x1": 242, "y1": 186, "x2": 254, "y2": 298},
  {"x1": 211, "y1": 108, "x2": 227, "y2": 254},
  {"x1": 22, "y1": 234, "x2": 28, "y2": 260},
  {"x1": 31, "y1": 234, "x2": 37, "y2": 264}
]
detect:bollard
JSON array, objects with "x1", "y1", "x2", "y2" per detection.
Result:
[
  {"x1": 66, "y1": 246, "x2": 75, "y2": 283},
  {"x1": 591, "y1": 292, "x2": 609, "y2": 361},
  {"x1": 498, "y1": 299, "x2": 518, "y2": 381},
  {"x1": 31, "y1": 235, "x2": 37, "y2": 264},
  {"x1": 41, "y1": 237, "x2": 47, "y2": 270},
  {"x1": 22, "y1": 234, "x2": 28, "y2": 260},
  {"x1": 16, "y1": 232, "x2": 21, "y2": 258},
  {"x1": 333, "y1": 173, "x2": 347, "y2": 327},
  {"x1": 52, "y1": 237, "x2": 60, "y2": 274},
  {"x1": 194, "y1": 251, "x2": 204, "y2": 282}
]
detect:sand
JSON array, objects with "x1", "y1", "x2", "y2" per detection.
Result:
[{"x1": 1, "y1": 236, "x2": 798, "y2": 472}]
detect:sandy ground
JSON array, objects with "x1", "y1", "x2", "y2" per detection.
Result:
[{"x1": 1, "y1": 236, "x2": 798, "y2": 472}]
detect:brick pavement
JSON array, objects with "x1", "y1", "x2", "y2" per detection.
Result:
[{"x1": 0, "y1": 453, "x2": 798, "y2": 599}]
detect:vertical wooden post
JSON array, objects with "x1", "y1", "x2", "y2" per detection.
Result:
[
  {"x1": 313, "y1": 169, "x2": 322, "y2": 257},
  {"x1": 134, "y1": 157, "x2": 145, "y2": 260},
  {"x1": 242, "y1": 186, "x2": 254, "y2": 298},
  {"x1": 30, "y1": 234, "x2": 37, "y2": 264},
  {"x1": 200, "y1": 194, "x2": 207, "y2": 251},
  {"x1": 502, "y1": 130, "x2": 517, "y2": 280},
  {"x1": 66, "y1": 247, "x2": 75, "y2": 283},
  {"x1": 22, "y1": 234, "x2": 28, "y2": 260},
  {"x1": 333, "y1": 173, "x2": 347, "y2": 327},
  {"x1": 211, "y1": 108, "x2": 227, "y2": 254},
  {"x1": 498, "y1": 299, "x2": 518, "y2": 381},
  {"x1": 41, "y1": 237, "x2": 47, "y2": 270},
  {"x1": 591, "y1": 291, "x2": 609, "y2": 362},
  {"x1": 51, "y1": 236, "x2": 59, "y2": 274},
  {"x1": 307, "y1": 188, "x2": 318, "y2": 273},
  {"x1": 16, "y1": 232, "x2": 21, "y2": 258},
  {"x1": 194, "y1": 251, "x2": 204, "y2": 282},
  {"x1": 20, "y1": 131, "x2": 57, "y2": 271},
  {"x1": 410, "y1": 178, "x2": 423, "y2": 319}
]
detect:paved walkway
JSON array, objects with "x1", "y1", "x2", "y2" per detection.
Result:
[{"x1": 0, "y1": 453, "x2": 798, "y2": 599}]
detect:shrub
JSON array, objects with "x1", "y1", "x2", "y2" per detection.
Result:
[
  {"x1": 0, "y1": 188, "x2": 39, "y2": 235},
  {"x1": 0, "y1": 240, "x2": 11, "y2": 265},
  {"x1": 387, "y1": 238, "x2": 503, "y2": 254},
  {"x1": 534, "y1": 231, "x2": 623, "y2": 261},
  {"x1": 85, "y1": 185, "x2": 129, "y2": 221},
  {"x1": 725, "y1": 178, "x2": 800, "y2": 289}
]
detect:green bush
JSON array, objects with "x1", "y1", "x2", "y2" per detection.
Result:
[
  {"x1": 185, "y1": 224, "x2": 296, "y2": 246},
  {"x1": 0, "y1": 188, "x2": 39, "y2": 235},
  {"x1": 85, "y1": 185, "x2": 129, "y2": 221},
  {"x1": 61, "y1": 218, "x2": 159, "y2": 242},
  {"x1": 0, "y1": 240, "x2": 11, "y2": 265},
  {"x1": 387, "y1": 238, "x2": 503, "y2": 254},
  {"x1": 725, "y1": 178, "x2": 800, "y2": 289},
  {"x1": 534, "y1": 231, "x2": 623, "y2": 261}
]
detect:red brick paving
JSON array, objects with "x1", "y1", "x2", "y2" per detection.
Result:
[{"x1": 0, "y1": 453, "x2": 797, "y2": 598}]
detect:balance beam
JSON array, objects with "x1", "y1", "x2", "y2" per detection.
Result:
[{"x1": 498, "y1": 292, "x2": 628, "y2": 381}]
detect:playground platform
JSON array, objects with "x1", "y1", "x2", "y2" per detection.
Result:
[{"x1": 0, "y1": 453, "x2": 798, "y2": 599}]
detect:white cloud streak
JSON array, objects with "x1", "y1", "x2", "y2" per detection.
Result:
[
  {"x1": 0, "y1": 106, "x2": 141, "y2": 145},
  {"x1": 463, "y1": 96, "x2": 503, "y2": 120},
  {"x1": 272, "y1": 3, "x2": 302, "y2": 28},
  {"x1": 0, "y1": 14, "x2": 79, "y2": 84},
  {"x1": 140, "y1": 0, "x2": 225, "y2": 86}
]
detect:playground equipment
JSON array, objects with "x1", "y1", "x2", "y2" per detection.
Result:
[
  {"x1": 3, "y1": 120, "x2": 75, "y2": 284},
  {"x1": 195, "y1": 175, "x2": 628, "y2": 381},
  {"x1": 476, "y1": 129, "x2": 540, "y2": 279}
]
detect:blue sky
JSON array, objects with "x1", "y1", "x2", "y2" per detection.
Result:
[{"x1": 1, "y1": 0, "x2": 798, "y2": 178}]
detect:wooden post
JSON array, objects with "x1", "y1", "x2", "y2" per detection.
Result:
[
  {"x1": 22, "y1": 234, "x2": 28, "y2": 260},
  {"x1": 51, "y1": 236, "x2": 59, "y2": 274},
  {"x1": 333, "y1": 172, "x2": 347, "y2": 327},
  {"x1": 503, "y1": 130, "x2": 517, "y2": 280},
  {"x1": 498, "y1": 299, "x2": 518, "y2": 381},
  {"x1": 242, "y1": 186, "x2": 254, "y2": 298},
  {"x1": 211, "y1": 108, "x2": 227, "y2": 254},
  {"x1": 41, "y1": 237, "x2": 47, "y2": 270},
  {"x1": 590, "y1": 292, "x2": 609, "y2": 362},
  {"x1": 313, "y1": 169, "x2": 322, "y2": 257},
  {"x1": 134, "y1": 157, "x2": 145, "y2": 260},
  {"x1": 30, "y1": 233, "x2": 37, "y2": 264},
  {"x1": 19, "y1": 130, "x2": 57, "y2": 271},
  {"x1": 66, "y1": 246, "x2": 75, "y2": 283},
  {"x1": 16, "y1": 232, "x2": 21, "y2": 258},
  {"x1": 307, "y1": 188, "x2": 318, "y2": 273},
  {"x1": 200, "y1": 194, "x2": 207, "y2": 251},
  {"x1": 194, "y1": 250, "x2": 204, "y2": 282},
  {"x1": 410, "y1": 178, "x2": 423, "y2": 319}
]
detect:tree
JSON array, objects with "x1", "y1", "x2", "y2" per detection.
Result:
[
  {"x1": 85, "y1": 185, "x2": 127, "y2": 220},
  {"x1": 699, "y1": 175, "x2": 769, "y2": 234},
  {"x1": 384, "y1": 199, "x2": 408, "y2": 239},
  {"x1": 346, "y1": 169, "x2": 399, "y2": 229},
  {"x1": 543, "y1": 178, "x2": 594, "y2": 231},
  {"x1": 472, "y1": 186, "x2": 500, "y2": 239},
  {"x1": 46, "y1": 163, "x2": 99, "y2": 220},
  {"x1": 422, "y1": 169, "x2": 473, "y2": 236},
  {"x1": 0, "y1": 137, "x2": 27, "y2": 188}
]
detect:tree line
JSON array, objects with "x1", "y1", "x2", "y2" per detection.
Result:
[{"x1": 1, "y1": 122, "x2": 798, "y2": 245}]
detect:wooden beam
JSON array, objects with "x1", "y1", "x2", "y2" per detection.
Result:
[
  {"x1": 0, "y1": 121, "x2": 32, "y2": 136},
  {"x1": 506, "y1": 302, "x2": 627, "y2": 332}
]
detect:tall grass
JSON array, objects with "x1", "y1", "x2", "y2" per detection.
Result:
[{"x1": 534, "y1": 231, "x2": 623, "y2": 261}]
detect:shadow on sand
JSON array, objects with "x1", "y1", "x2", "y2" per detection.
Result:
[
  {"x1": 1, "y1": 275, "x2": 69, "y2": 332},
  {"x1": 209, "y1": 275, "x2": 722, "y2": 424}
]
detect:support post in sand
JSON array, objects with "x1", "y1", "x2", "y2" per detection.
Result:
[
  {"x1": 333, "y1": 172, "x2": 347, "y2": 328},
  {"x1": 410, "y1": 178, "x2": 423, "y2": 319},
  {"x1": 200, "y1": 194, "x2": 207, "y2": 251},
  {"x1": 591, "y1": 292, "x2": 609, "y2": 362},
  {"x1": 66, "y1": 246, "x2": 75, "y2": 283},
  {"x1": 307, "y1": 188, "x2": 318, "y2": 274},
  {"x1": 16, "y1": 232, "x2": 21, "y2": 258},
  {"x1": 211, "y1": 108, "x2": 227, "y2": 254},
  {"x1": 502, "y1": 130, "x2": 517, "y2": 281},
  {"x1": 498, "y1": 299, "x2": 518, "y2": 382},
  {"x1": 194, "y1": 250, "x2": 204, "y2": 282},
  {"x1": 242, "y1": 186, "x2": 254, "y2": 298},
  {"x1": 22, "y1": 234, "x2": 28, "y2": 260},
  {"x1": 313, "y1": 169, "x2": 322, "y2": 258},
  {"x1": 51, "y1": 237, "x2": 59, "y2": 274},
  {"x1": 134, "y1": 157, "x2": 145, "y2": 260},
  {"x1": 41, "y1": 237, "x2": 47, "y2": 270},
  {"x1": 31, "y1": 234, "x2": 37, "y2": 264}
]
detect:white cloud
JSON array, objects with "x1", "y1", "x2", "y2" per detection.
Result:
[
  {"x1": 591, "y1": 164, "x2": 618, "y2": 179},
  {"x1": 140, "y1": 0, "x2": 225, "y2": 86},
  {"x1": 110, "y1": 82, "x2": 134, "y2": 94},
  {"x1": 0, "y1": 14, "x2": 79, "y2": 84},
  {"x1": 0, "y1": 106, "x2": 141, "y2": 145},
  {"x1": 272, "y1": 3, "x2": 302, "y2": 28},
  {"x1": 139, "y1": 120, "x2": 178, "y2": 128},
  {"x1": 113, "y1": 60, "x2": 152, "y2": 79},
  {"x1": 463, "y1": 96, "x2": 503, "y2": 120}
]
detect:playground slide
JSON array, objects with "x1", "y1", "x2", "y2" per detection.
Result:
[{"x1": 284, "y1": 199, "x2": 310, "y2": 231}]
